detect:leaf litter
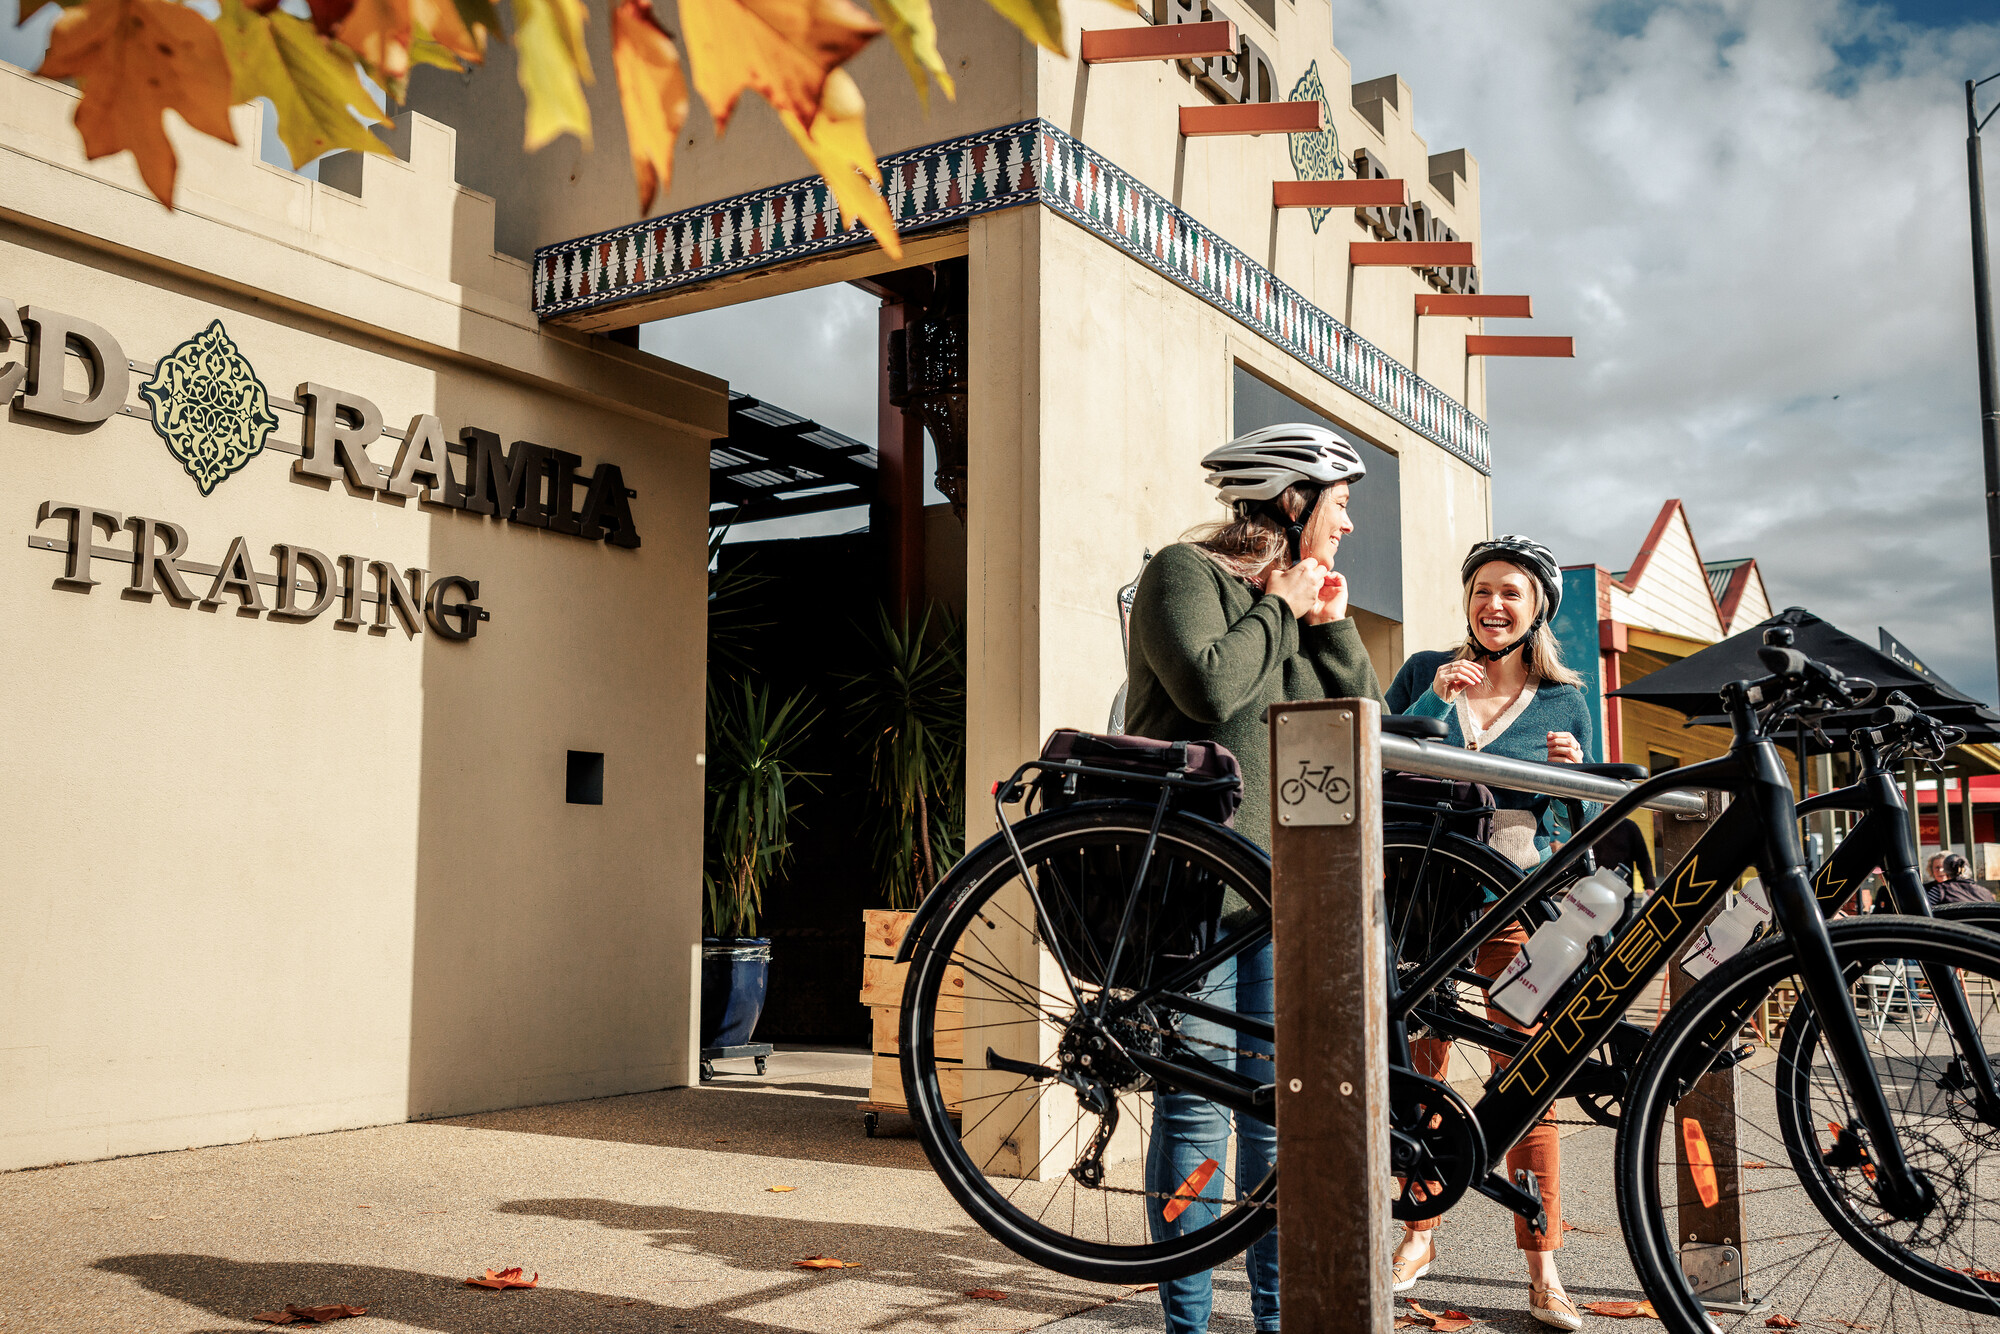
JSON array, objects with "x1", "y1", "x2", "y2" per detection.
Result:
[
  {"x1": 465, "y1": 1267, "x2": 539, "y2": 1289},
  {"x1": 252, "y1": 1304, "x2": 367, "y2": 1324}
]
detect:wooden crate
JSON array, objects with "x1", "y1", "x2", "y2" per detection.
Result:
[{"x1": 861, "y1": 908, "x2": 961, "y2": 1116}]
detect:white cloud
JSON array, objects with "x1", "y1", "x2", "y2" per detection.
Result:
[{"x1": 1331, "y1": 0, "x2": 2000, "y2": 700}]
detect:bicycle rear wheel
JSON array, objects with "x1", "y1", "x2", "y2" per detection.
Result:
[
  {"x1": 1617, "y1": 917, "x2": 2000, "y2": 1333},
  {"x1": 900, "y1": 804, "x2": 1276, "y2": 1284}
]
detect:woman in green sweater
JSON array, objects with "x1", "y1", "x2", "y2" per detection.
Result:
[
  {"x1": 1124, "y1": 423, "x2": 1384, "y2": 1334},
  {"x1": 1383, "y1": 536, "x2": 1590, "y2": 1332}
]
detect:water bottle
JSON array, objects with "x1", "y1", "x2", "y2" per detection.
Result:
[
  {"x1": 1679, "y1": 878, "x2": 1773, "y2": 980},
  {"x1": 1491, "y1": 869, "x2": 1628, "y2": 1025}
]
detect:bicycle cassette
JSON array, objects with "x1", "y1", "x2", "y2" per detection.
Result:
[{"x1": 1390, "y1": 1067, "x2": 1486, "y2": 1221}]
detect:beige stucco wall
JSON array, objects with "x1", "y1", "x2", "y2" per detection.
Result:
[{"x1": 0, "y1": 72, "x2": 725, "y2": 1173}]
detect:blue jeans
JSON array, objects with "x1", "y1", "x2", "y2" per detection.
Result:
[{"x1": 1146, "y1": 942, "x2": 1278, "y2": 1333}]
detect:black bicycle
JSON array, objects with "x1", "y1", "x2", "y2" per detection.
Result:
[{"x1": 897, "y1": 640, "x2": 2000, "y2": 1333}]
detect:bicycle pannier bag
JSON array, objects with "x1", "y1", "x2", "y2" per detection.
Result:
[{"x1": 1026, "y1": 730, "x2": 1241, "y2": 986}]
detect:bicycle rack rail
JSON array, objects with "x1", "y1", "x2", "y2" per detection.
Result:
[{"x1": 1266, "y1": 700, "x2": 1745, "y2": 1331}]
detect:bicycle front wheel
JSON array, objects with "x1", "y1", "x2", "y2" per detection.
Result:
[
  {"x1": 900, "y1": 803, "x2": 1277, "y2": 1284},
  {"x1": 1617, "y1": 917, "x2": 2000, "y2": 1333}
]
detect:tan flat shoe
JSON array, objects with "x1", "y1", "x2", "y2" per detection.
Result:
[
  {"x1": 1529, "y1": 1283, "x2": 1582, "y2": 1331},
  {"x1": 1391, "y1": 1233, "x2": 1434, "y2": 1294}
]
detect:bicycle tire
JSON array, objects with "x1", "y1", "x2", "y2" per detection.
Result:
[
  {"x1": 1616, "y1": 917, "x2": 2000, "y2": 1333},
  {"x1": 900, "y1": 803, "x2": 1278, "y2": 1284}
]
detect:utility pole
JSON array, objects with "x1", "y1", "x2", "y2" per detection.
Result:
[{"x1": 1968, "y1": 76, "x2": 2000, "y2": 677}]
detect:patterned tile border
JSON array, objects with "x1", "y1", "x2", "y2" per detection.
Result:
[{"x1": 533, "y1": 120, "x2": 1490, "y2": 474}]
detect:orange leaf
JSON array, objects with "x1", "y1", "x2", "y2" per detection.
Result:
[
  {"x1": 1682, "y1": 1117, "x2": 1719, "y2": 1208},
  {"x1": 37, "y1": 0, "x2": 238, "y2": 207},
  {"x1": 679, "y1": 0, "x2": 879, "y2": 133},
  {"x1": 465, "y1": 1267, "x2": 539, "y2": 1289},
  {"x1": 1764, "y1": 1316, "x2": 1802, "y2": 1329},
  {"x1": 793, "y1": 1256, "x2": 861, "y2": 1269},
  {"x1": 1160, "y1": 1155, "x2": 1220, "y2": 1224},
  {"x1": 766, "y1": 1185, "x2": 797, "y2": 1192},
  {"x1": 252, "y1": 1305, "x2": 368, "y2": 1324},
  {"x1": 1431, "y1": 1319, "x2": 1475, "y2": 1332},
  {"x1": 612, "y1": 0, "x2": 689, "y2": 211},
  {"x1": 1582, "y1": 1300, "x2": 1657, "y2": 1319},
  {"x1": 336, "y1": 0, "x2": 482, "y2": 82},
  {"x1": 1743, "y1": 1160, "x2": 1769, "y2": 1169},
  {"x1": 964, "y1": 1289, "x2": 1008, "y2": 1301}
]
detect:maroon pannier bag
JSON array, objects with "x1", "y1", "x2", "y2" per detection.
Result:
[{"x1": 1029, "y1": 729, "x2": 1243, "y2": 827}]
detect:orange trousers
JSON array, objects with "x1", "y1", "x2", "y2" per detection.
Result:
[{"x1": 1407, "y1": 924, "x2": 1563, "y2": 1252}]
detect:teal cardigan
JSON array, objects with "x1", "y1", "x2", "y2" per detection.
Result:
[{"x1": 1386, "y1": 649, "x2": 1596, "y2": 863}]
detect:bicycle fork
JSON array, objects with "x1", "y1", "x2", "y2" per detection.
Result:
[{"x1": 1754, "y1": 754, "x2": 1938, "y2": 1221}]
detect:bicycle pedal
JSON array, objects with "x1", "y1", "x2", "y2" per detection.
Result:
[{"x1": 1472, "y1": 1169, "x2": 1548, "y2": 1237}]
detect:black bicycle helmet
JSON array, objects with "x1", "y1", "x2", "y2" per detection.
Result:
[{"x1": 1461, "y1": 535, "x2": 1563, "y2": 662}]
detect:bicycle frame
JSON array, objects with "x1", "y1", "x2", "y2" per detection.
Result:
[{"x1": 1394, "y1": 693, "x2": 1940, "y2": 1222}]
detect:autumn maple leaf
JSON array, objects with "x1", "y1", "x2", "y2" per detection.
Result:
[
  {"x1": 680, "y1": 0, "x2": 879, "y2": 134},
  {"x1": 38, "y1": 0, "x2": 239, "y2": 206},
  {"x1": 775, "y1": 68, "x2": 899, "y2": 256},
  {"x1": 612, "y1": 0, "x2": 688, "y2": 210}
]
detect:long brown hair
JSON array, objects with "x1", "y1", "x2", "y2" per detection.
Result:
[{"x1": 1183, "y1": 484, "x2": 1322, "y2": 584}]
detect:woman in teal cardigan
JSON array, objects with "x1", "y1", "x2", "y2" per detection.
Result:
[{"x1": 1382, "y1": 536, "x2": 1591, "y2": 1332}]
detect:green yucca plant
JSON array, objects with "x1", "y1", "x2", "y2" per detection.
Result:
[
  {"x1": 840, "y1": 603, "x2": 967, "y2": 911},
  {"x1": 703, "y1": 678, "x2": 821, "y2": 939}
]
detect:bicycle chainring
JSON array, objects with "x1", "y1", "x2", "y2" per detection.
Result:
[{"x1": 1389, "y1": 1068, "x2": 1486, "y2": 1221}]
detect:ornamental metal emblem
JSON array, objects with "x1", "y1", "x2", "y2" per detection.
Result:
[
  {"x1": 1286, "y1": 61, "x2": 1344, "y2": 234},
  {"x1": 138, "y1": 319, "x2": 279, "y2": 495}
]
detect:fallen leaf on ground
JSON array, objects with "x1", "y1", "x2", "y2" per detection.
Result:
[
  {"x1": 793, "y1": 1256, "x2": 861, "y2": 1269},
  {"x1": 465, "y1": 1268, "x2": 539, "y2": 1289},
  {"x1": 1764, "y1": 1317, "x2": 1802, "y2": 1329},
  {"x1": 1561, "y1": 1220, "x2": 1576, "y2": 1230},
  {"x1": 1743, "y1": 1160, "x2": 1770, "y2": 1169},
  {"x1": 1582, "y1": 1300, "x2": 1658, "y2": 1319},
  {"x1": 965, "y1": 1288, "x2": 1008, "y2": 1300},
  {"x1": 1132, "y1": 1284, "x2": 1157, "y2": 1292},
  {"x1": 147, "y1": 1215, "x2": 166, "y2": 1220},
  {"x1": 1962, "y1": 1267, "x2": 2000, "y2": 1282},
  {"x1": 252, "y1": 1305, "x2": 368, "y2": 1324},
  {"x1": 767, "y1": 1185, "x2": 797, "y2": 1192},
  {"x1": 356, "y1": 1204, "x2": 372, "y2": 1208}
]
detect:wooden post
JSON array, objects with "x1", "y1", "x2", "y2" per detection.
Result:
[
  {"x1": 873, "y1": 298, "x2": 927, "y2": 614},
  {"x1": 1662, "y1": 791, "x2": 1756, "y2": 1310},
  {"x1": 1268, "y1": 698, "x2": 1389, "y2": 1334}
]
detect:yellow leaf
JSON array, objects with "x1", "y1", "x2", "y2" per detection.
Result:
[
  {"x1": 38, "y1": 0, "x2": 239, "y2": 207},
  {"x1": 766, "y1": 1184, "x2": 796, "y2": 1192},
  {"x1": 679, "y1": 0, "x2": 880, "y2": 133},
  {"x1": 869, "y1": 0, "x2": 951, "y2": 109},
  {"x1": 513, "y1": 0, "x2": 592, "y2": 150},
  {"x1": 776, "y1": 68, "x2": 899, "y2": 258},
  {"x1": 409, "y1": 30, "x2": 466, "y2": 70},
  {"x1": 981, "y1": 0, "x2": 1064, "y2": 55},
  {"x1": 215, "y1": 0, "x2": 391, "y2": 169},
  {"x1": 611, "y1": 0, "x2": 688, "y2": 210}
]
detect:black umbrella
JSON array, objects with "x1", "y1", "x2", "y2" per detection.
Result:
[{"x1": 1609, "y1": 606, "x2": 2000, "y2": 749}]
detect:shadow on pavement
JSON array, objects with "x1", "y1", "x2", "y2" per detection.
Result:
[
  {"x1": 96, "y1": 1249, "x2": 1113, "y2": 1334},
  {"x1": 431, "y1": 1085, "x2": 928, "y2": 1170},
  {"x1": 495, "y1": 1196, "x2": 1119, "y2": 1314}
]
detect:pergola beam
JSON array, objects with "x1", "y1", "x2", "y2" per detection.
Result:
[
  {"x1": 1351, "y1": 241, "x2": 1474, "y2": 267},
  {"x1": 1417, "y1": 293, "x2": 1533, "y2": 318},
  {"x1": 1275, "y1": 179, "x2": 1408, "y2": 209},
  {"x1": 1181, "y1": 101, "x2": 1323, "y2": 137},
  {"x1": 1466, "y1": 335, "x2": 1574, "y2": 357},
  {"x1": 1082, "y1": 20, "x2": 1235, "y2": 63}
]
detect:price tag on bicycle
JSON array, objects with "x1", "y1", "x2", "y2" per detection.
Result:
[{"x1": 1272, "y1": 707, "x2": 1356, "y2": 826}]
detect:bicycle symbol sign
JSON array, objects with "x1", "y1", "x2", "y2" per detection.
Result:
[{"x1": 1272, "y1": 708, "x2": 1357, "y2": 827}]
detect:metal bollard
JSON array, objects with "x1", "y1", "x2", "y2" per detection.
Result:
[
  {"x1": 1268, "y1": 698, "x2": 1390, "y2": 1333},
  {"x1": 1659, "y1": 791, "x2": 1767, "y2": 1315}
]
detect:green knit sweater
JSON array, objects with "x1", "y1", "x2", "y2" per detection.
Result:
[{"x1": 1124, "y1": 542, "x2": 1384, "y2": 850}]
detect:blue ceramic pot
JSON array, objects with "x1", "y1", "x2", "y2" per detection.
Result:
[{"x1": 700, "y1": 938, "x2": 771, "y2": 1049}]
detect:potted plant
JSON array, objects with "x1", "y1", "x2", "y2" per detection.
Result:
[
  {"x1": 841, "y1": 603, "x2": 967, "y2": 1124},
  {"x1": 700, "y1": 673, "x2": 819, "y2": 1064}
]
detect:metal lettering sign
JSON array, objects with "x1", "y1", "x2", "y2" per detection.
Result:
[{"x1": 1273, "y1": 708, "x2": 1356, "y2": 827}]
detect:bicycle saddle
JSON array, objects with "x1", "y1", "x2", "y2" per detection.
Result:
[
  {"x1": 1571, "y1": 762, "x2": 1648, "y2": 782},
  {"x1": 1383, "y1": 714, "x2": 1449, "y2": 740}
]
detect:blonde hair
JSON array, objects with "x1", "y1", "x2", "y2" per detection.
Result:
[
  {"x1": 1454, "y1": 562, "x2": 1583, "y2": 687},
  {"x1": 1182, "y1": 483, "x2": 1322, "y2": 584}
]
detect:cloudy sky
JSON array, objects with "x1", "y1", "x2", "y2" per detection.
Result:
[{"x1": 1329, "y1": 0, "x2": 2000, "y2": 701}]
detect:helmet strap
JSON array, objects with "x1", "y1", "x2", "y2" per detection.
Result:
[
  {"x1": 1261, "y1": 486, "x2": 1323, "y2": 565},
  {"x1": 1467, "y1": 615, "x2": 1544, "y2": 664}
]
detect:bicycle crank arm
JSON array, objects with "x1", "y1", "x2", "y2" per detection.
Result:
[
  {"x1": 985, "y1": 1048, "x2": 1059, "y2": 1082},
  {"x1": 1473, "y1": 1169, "x2": 1547, "y2": 1237}
]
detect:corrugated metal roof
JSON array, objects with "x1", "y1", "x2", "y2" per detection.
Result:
[{"x1": 710, "y1": 391, "x2": 877, "y2": 523}]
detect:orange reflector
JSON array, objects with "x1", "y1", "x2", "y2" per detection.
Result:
[
  {"x1": 1161, "y1": 1158, "x2": 1220, "y2": 1223},
  {"x1": 1682, "y1": 1118, "x2": 1719, "y2": 1208},
  {"x1": 991, "y1": 781, "x2": 1001, "y2": 795}
]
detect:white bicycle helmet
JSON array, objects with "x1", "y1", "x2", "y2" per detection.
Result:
[
  {"x1": 1461, "y1": 534, "x2": 1563, "y2": 661},
  {"x1": 1200, "y1": 423, "x2": 1367, "y2": 506}
]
